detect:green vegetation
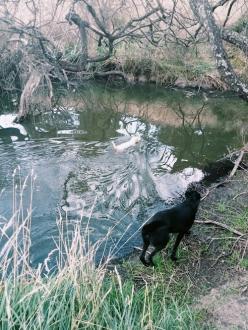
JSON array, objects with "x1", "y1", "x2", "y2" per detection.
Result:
[
  {"x1": 0, "y1": 275, "x2": 202, "y2": 329},
  {"x1": 233, "y1": 208, "x2": 248, "y2": 232},
  {"x1": 0, "y1": 268, "x2": 200, "y2": 329}
]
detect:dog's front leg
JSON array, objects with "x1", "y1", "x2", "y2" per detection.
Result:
[{"x1": 171, "y1": 232, "x2": 185, "y2": 261}]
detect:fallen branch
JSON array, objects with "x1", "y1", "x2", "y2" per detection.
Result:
[
  {"x1": 195, "y1": 220, "x2": 244, "y2": 236},
  {"x1": 201, "y1": 144, "x2": 248, "y2": 201},
  {"x1": 229, "y1": 151, "x2": 245, "y2": 178}
]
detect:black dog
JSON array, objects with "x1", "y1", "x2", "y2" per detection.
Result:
[{"x1": 140, "y1": 190, "x2": 201, "y2": 266}]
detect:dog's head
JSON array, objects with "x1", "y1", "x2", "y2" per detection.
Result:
[{"x1": 185, "y1": 189, "x2": 201, "y2": 202}]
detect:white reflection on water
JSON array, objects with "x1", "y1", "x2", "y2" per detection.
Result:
[{"x1": 0, "y1": 114, "x2": 27, "y2": 136}]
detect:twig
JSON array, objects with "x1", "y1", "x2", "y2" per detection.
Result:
[
  {"x1": 233, "y1": 191, "x2": 248, "y2": 200},
  {"x1": 208, "y1": 236, "x2": 246, "y2": 245},
  {"x1": 201, "y1": 180, "x2": 229, "y2": 201},
  {"x1": 195, "y1": 220, "x2": 244, "y2": 236},
  {"x1": 211, "y1": 251, "x2": 230, "y2": 268}
]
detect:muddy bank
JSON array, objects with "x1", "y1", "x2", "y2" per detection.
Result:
[{"x1": 95, "y1": 67, "x2": 227, "y2": 92}]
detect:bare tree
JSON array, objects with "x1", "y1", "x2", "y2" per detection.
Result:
[
  {"x1": 61, "y1": 1, "x2": 162, "y2": 73},
  {"x1": 190, "y1": 0, "x2": 248, "y2": 100}
]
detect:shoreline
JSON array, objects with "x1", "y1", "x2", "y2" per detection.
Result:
[{"x1": 109, "y1": 157, "x2": 248, "y2": 328}]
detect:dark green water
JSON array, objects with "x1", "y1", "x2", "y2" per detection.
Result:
[{"x1": 0, "y1": 84, "x2": 247, "y2": 267}]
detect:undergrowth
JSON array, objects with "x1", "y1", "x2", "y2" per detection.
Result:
[{"x1": 116, "y1": 42, "x2": 217, "y2": 87}]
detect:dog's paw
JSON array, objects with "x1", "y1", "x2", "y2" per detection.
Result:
[{"x1": 140, "y1": 256, "x2": 150, "y2": 267}]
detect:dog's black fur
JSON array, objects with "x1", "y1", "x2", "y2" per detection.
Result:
[{"x1": 140, "y1": 190, "x2": 201, "y2": 266}]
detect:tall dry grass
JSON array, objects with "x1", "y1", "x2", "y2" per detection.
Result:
[{"x1": 0, "y1": 169, "x2": 199, "y2": 329}]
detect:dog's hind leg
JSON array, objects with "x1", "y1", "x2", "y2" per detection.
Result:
[
  {"x1": 171, "y1": 232, "x2": 185, "y2": 261},
  {"x1": 140, "y1": 234, "x2": 150, "y2": 267},
  {"x1": 148, "y1": 234, "x2": 170, "y2": 267}
]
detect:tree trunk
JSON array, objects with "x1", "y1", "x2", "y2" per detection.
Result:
[
  {"x1": 190, "y1": 0, "x2": 248, "y2": 101},
  {"x1": 65, "y1": 11, "x2": 89, "y2": 67}
]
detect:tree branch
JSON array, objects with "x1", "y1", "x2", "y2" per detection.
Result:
[
  {"x1": 212, "y1": 0, "x2": 231, "y2": 11},
  {"x1": 222, "y1": 29, "x2": 248, "y2": 54},
  {"x1": 113, "y1": 6, "x2": 160, "y2": 39}
]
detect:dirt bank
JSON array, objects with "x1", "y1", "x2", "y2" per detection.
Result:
[{"x1": 112, "y1": 159, "x2": 248, "y2": 328}]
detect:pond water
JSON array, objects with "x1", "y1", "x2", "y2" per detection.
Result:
[{"x1": 0, "y1": 83, "x2": 247, "y2": 268}]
